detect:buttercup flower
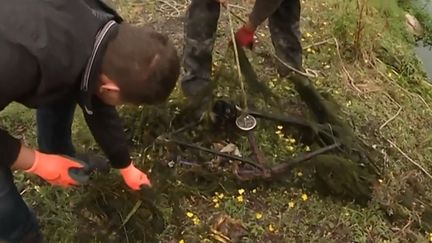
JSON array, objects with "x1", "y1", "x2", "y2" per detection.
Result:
[
  {"x1": 192, "y1": 217, "x2": 201, "y2": 225},
  {"x1": 268, "y1": 224, "x2": 275, "y2": 232}
]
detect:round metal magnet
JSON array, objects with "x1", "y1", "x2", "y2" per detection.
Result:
[{"x1": 235, "y1": 114, "x2": 257, "y2": 131}]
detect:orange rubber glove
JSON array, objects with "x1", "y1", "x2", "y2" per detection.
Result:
[
  {"x1": 25, "y1": 151, "x2": 88, "y2": 187},
  {"x1": 119, "y1": 162, "x2": 151, "y2": 190}
]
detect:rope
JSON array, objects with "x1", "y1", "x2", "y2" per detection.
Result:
[{"x1": 225, "y1": 3, "x2": 249, "y2": 113}]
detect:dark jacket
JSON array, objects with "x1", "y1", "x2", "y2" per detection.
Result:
[
  {"x1": 249, "y1": 0, "x2": 285, "y2": 27},
  {"x1": 0, "y1": 0, "x2": 132, "y2": 169}
]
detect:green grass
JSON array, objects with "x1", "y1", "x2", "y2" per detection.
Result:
[{"x1": 2, "y1": 0, "x2": 432, "y2": 242}]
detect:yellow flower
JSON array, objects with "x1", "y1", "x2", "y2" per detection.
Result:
[
  {"x1": 288, "y1": 201, "x2": 295, "y2": 208},
  {"x1": 277, "y1": 125, "x2": 283, "y2": 130},
  {"x1": 268, "y1": 81, "x2": 275, "y2": 88},
  {"x1": 192, "y1": 217, "x2": 201, "y2": 225},
  {"x1": 255, "y1": 212, "x2": 263, "y2": 220},
  {"x1": 236, "y1": 195, "x2": 244, "y2": 203},
  {"x1": 252, "y1": 189, "x2": 257, "y2": 193},
  {"x1": 213, "y1": 197, "x2": 219, "y2": 203},
  {"x1": 275, "y1": 130, "x2": 282, "y2": 135},
  {"x1": 238, "y1": 189, "x2": 245, "y2": 195},
  {"x1": 301, "y1": 194, "x2": 308, "y2": 201},
  {"x1": 378, "y1": 179, "x2": 383, "y2": 183},
  {"x1": 305, "y1": 146, "x2": 311, "y2": 152},
  {"x1": 186, "y1": 212, "x2": 194, "y2": 218},
  {"x1": 287, "y1": 145, "x2": 295, "y2": 152},
  {"x1": 268, "y1": 224, "x2": 275, "y2": 232},
  {"x1": 288, "y1": 138, "x2": 296, "y2": 144},
  {"x1": 179, "y1": 240, "x2": 185, "y2": 243},
  {"x1": 214, "y1": 203, "x2": 220, "y2": 208},
  {"x1": 297, "y1": 171, "x2": 303, "y2": 177},
  {"x1": 217, "y1": 193, "x2": 224, "y2": 199},
  {"x1": 429, "y1": 232, "x2": 432, "y2": 242}
]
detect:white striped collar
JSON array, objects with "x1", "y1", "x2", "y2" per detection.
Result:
[{"x1": 81, "y1": 20, "x2": 117, "y2": 92}]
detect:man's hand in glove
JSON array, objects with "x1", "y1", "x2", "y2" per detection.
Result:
[
  {"x1": 119, "y1": 162, "x2": 151, "y2": 190},
  {"x1": 25, "y1": 151, "x2": 88, "y2": 187},
  {"x1": 235, "y1": 24, "x2": 256, "y2": 49}
]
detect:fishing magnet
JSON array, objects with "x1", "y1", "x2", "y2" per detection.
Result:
[{"x1": 236, "y1": 114, "x2": 257, "y2": 131}]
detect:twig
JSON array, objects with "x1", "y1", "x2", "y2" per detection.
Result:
[
  {"x1": 117, "y1": 211, "x2": 130, "y2": 243},
  {"x1": 120, "y1": 200, "x2": 143, "y2": 228},
  {"x1": 303, "y1": 38, "x2": 334, "y2": 50},
  {"x1": 273, "y1": 54, "x2": 319, "y2": 78},
  {"x1": 210, "y1": 228, "x2": 231, "y2": 243},
  {"x1": 379, "y1": 97, "x2": 402, "y2": 130},
  {"x1": 226, "y1": 3, "x2": 247, "y2": 11},
  {"x1": 271, "y1": 143, "x2": 341, "y2": 174},
  {"x1": 224, "y1": 5, "x2": 246, "y2": 24},
  {"x1": 167, "y1": 138, "x2": 266, "y2": 171},
  {"x1": 157, "y1": 0, "x2": 188, "y2": 17},
  {"x1": 334, "y1": 37, "x2": 363, "y2": 94},
  {"x1": 20, "y1": 188, "x2": 29, "y2": 196},
  {"x1": 386, "y1": 139, "x2": 432, "y2": 180}
]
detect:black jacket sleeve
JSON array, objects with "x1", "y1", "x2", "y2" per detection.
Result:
[
  {"x1": 0, "y1": 37, "x2": 39, "y2": 167},
  {"x1": 0, "y1": 130, "x2": 22, "y2": 168},
  {"x1": 82, "y1": 97, "x2": 131, "y2": 169}
]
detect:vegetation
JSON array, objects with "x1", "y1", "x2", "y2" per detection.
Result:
[{"x1": 2, "y1": 0, "x2": 432, "y2": 242}]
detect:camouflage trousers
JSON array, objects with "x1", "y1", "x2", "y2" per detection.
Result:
[{"x1": 181, "y1": 0, "x2": 302, "y2": 97}]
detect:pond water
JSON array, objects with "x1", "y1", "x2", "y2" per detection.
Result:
[{"x1": 414, "y1": 0, "x2": 432, "y2": 81}]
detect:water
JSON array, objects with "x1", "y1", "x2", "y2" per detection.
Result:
[
  {"x1": 415, "y1": 44, "x2": 432, "y2": 80},
  {"x1": 414, "y1": 0, "x2": 432, "y2": 80}
]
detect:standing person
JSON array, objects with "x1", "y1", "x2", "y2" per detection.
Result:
[
  {"x1": 181, "y1": 0, "x2": 302, "y2": 103},
  {"x1": 0, "y1": 0, "x2": 180, "y2": 241}
]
